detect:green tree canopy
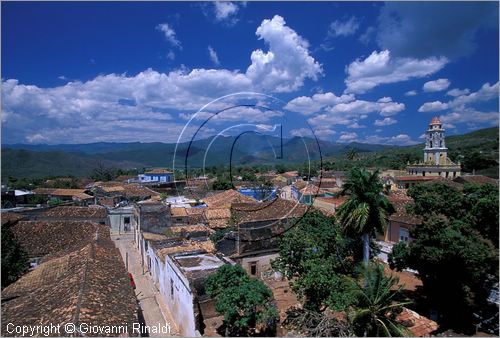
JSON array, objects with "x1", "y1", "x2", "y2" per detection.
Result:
[
  {"x1": 212, "y1": 179, "x2": 235, "y2": 191},
  {"x1": 272, "y1": 210, "x2": 357, "y2": 311},
  {"x1": 389, "y1": 215, "x2": 498, "y2": 332},
  {"x1": 2, "y1": 225, "x2": 29, "y2": 288},
  {"x1": 206, "y1": 264, "x2": 278, "y2": 336}
]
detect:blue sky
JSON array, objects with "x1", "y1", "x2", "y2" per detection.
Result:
[{"x1": 2, "y1": 1, "x2": 499, "y2": 145}]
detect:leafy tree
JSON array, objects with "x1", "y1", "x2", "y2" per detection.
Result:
[
  {"x1": 297, "y1": 162, "x2": 319, "y2": 180},
  {"x1": 241, "y1": 170, "x2": 257, "y2": 182},
  {"x1": 274, "y1": 163, "x2": 288, "y2": 174},
  {"x1": 462, "y1": 150, "x2": 498, "y2": 173},
  {"x1": 206, "y1": 264, "x2": 278, "y2": 336},
  {"x1": 90, "y1": 162, "x2": 116, "y2": 181},
  {"x1": 406, "y1": 182, "x2": 465, "y2": 219},
  {"x1": 463, "y1": 183, "x2": 499, "y2": 247},
  {"x1": 212, "y1": 179, "x2": 235, "y2": 191},
  {"x1": 407, "y1": 181, "x2": 499, "y2": 246},
  {"x1": 272, "y1": 210, "x2": 357, "y2": 311},
  {"x1": 336, "y1": 167, "x2": 394, "y2": 265},
  {"x1": 2, "y1": 226, "x2": 29, "y2": 288},
  {"x1": 349, "y1": 264, "x2": 410, "y2": 337},
  {"x1": 292, "y1": 258, "x2": 356, "y2": 312},
  {"x1": 389, "y1": 215, "x2": 498, "y2": 332},
  {"x1": 345, "y1": 148, "x2": 359, "y2": 161}
]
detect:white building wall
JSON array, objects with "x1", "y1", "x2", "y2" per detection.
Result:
[{"x1": 164, "y1": 256, "x2": 197, "y2": 336}]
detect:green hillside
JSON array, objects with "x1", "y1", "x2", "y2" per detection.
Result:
[
  {"x1": 1, "y1": 149, "x2": 144, "y2": 180},
  {"x1": 324, "y1": 127, "x2": 499, "y2": 178},
  {"x1": 2, "y1": 127, "x2": 498, "y2": 179}
]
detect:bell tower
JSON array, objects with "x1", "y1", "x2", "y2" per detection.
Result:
[{"x1": 424, "y1": 117, "x2": 447, "y2": 165}]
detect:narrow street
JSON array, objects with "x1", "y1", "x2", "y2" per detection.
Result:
[{"x1": 111, "y1": 231, "x2": 179, "y2": 336}]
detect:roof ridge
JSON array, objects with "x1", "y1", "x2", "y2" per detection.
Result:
[{"x1": 70, "y1": 225, "x2": 100, "y2": 331}]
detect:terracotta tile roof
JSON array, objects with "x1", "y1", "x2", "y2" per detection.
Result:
[
  {"x1": 90, "y1": 181, "x2": 124, "y2": 187},
  {"x1": 52, "y1": 188, "x2": 88, "y2": 196},
  {"x1": 102, "y1": 185, "x2": 125, "y2": 193},
  {"x1": 314, "y1": 178, "x2": 337, "y2": 188},
  {"x1": 186, "y1": 208, "x2": 205, "y2": 224},
  {"x1": 203, "y1": 207, "x2": 232, "y2": 229},
  {"x1": 171, "y1": 207, "x2": 188, "y2": 217},
  {"x1": 312, "y1": 196, "x2": 348, "y2": 215},
  {"x1": 395, "y1": 176, "x2": 441, "y2": 182},
  {"x1": 156, "y1": 240, "x2": 215, "y2": 261},
  {"x1": 299, "y1": 185, "x2": 327, "y2": 196},
  {"x1": 232, "y1": 198, "x2": 307, "y2": 223},
  {"x1": 41, "y1": 206, "x2": 107, "y2": 219},
  {"x1": 32, "y1": 187, "x2": 57, "y2": 195},
  {"x1": 186, "y1": 208, "x2": 204, "y2": 215},
  {"x1": 387, "y1": 199, "x2": 421, "y2": 225},
  {"x1": 1, "y1": 212, "x2": 26, "y2": 226},
  {"x1": 282, "y1": 171, "x2": 299, "y2": 178},
  {"x1": 142, "y1": 232, "x2": 169, "y2": 241},
  {"x1": 11, "y1": 220, "x2": 103, "y2": 261},
  {"x1": 315, "y1": 196, "x2": 348, "y2": 205},
  {"x1": 122, "y1": 184, "x2": 160, "y2": 198},
  {"x1": 169, "y1": 225, "x2": 214, "y2": 238},
  {"x1": 203, "y1": 189, "x2": 256, "y2": 208},
  {"x1": 204, "y1": 207, "x2": 231, "y2": 220},
  {"x1": 145, "y1": 168, "x2": 173, "y2": 174},
  {"x1": 294, "y1": 180, "x2": 308, "y2": 190},
  {"x1": 454, "y1": 175, "x2": 498, "y2": 186},
  {"x1": 1, "y1": 228, "x2": 138, "y2": 336},
  {"x1": 396, "y1": 308, "x2": 438, "y2": 336},
  {"x1": 115, "y1": 175, "x2": 136, "y2": 182},
  {"x1": 97, "y1": 196, "x2": 117, "y2": 207},
  {"x1": 72, "y1": 192, "x2": 94, "y2": 200}
]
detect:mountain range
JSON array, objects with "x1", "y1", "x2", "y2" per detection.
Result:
[{"x1": 2, "y1": 127, "x2": 498, "y2": 179}]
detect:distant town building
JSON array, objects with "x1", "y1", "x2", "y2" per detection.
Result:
[
  {"x1": 138, "y1": 168, "x2": 173, "y2": 183},
  {"x1": 407, "y1": 117, "x2": 461, "y2": 179}
]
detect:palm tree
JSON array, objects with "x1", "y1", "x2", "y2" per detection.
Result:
[
  {"x1": 349, "y1": 263, "x2": 411, "y2": 337},
  {"x1": 345, "y1": 147, "x2": 359, "y2": 161},
  {"x1": 336, "y1": 167, "x2": 394, "y2": 266}
]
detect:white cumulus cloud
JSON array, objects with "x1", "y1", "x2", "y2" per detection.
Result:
[
  {"x1": 374, "y1": 117, "x2": 397, "y2": 126},
  {"x1": 423, "y1": 78, "x2": 450, "y2": 92},
  {"x1": 418, "y1": 101, "x2": 449, "y2": 113},
  {"x1": 447, "y1": 88, "x2": 470, "y2": 97},
  {"x1": 246, "y1": 15, "x2": 322, "y2": 93},
  {"x1": 344, "y1": 50, "x2": 448, "y2": 94},
  {"x1": 2, "y1": 15, "x2": 322, "y2": 144},
  {"x1": 213, "y1": 1, "x2": 240, "y2": 23},
  {"x1": 338, "y1": 132, "x2": 358, "y2": 142},
  {"x1": 284, "y1": 92, "x2": 354, "y2": 115}
]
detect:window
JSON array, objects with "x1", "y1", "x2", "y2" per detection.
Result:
[
  {"x1": 250, "y1": 262, "x2": 257, "y2": 276},
  {"x1": 399, "y1": 228, "x2": 410, "y2": 242},
  {"x1": 124, "y1": 216, "x2": 130, "y2": 224},
  {"x1": 170, "y1": 279, "x2": 174, "y2": 297}
]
